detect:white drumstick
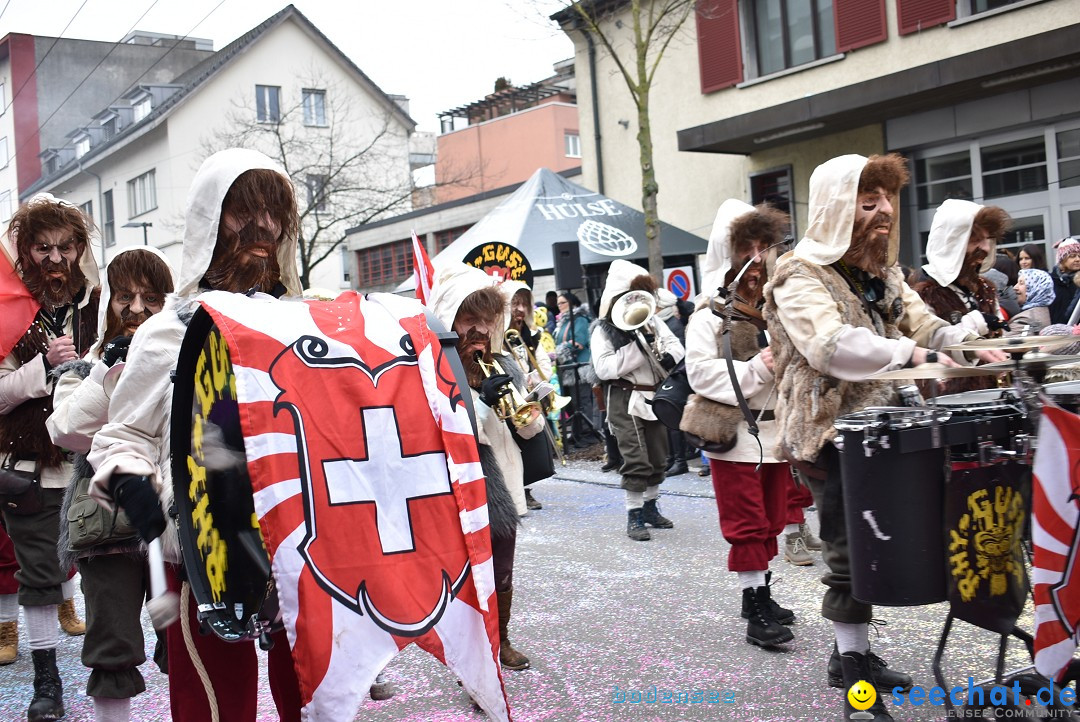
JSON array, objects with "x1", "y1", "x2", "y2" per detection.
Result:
[{"x1": 146, "y1": 537, "x2": 180, "y2": 630}]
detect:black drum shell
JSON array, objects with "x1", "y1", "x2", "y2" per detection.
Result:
[
  {"x1": 838, "y1": 429, "x2": 948, "y2": 607},
  {"x1": 1044, "y1": 381, "x2": 1080, "y2": 413}
]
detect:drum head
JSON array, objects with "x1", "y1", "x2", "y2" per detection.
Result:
[
  {"x1": 835, "y1": 407, "x2": 952, "y2": 431},
  {"x1": 171, "y1": 307, "x2": 278, "y2": 642},
  {"x1": 934, "y1": 388, "x2": 1018, "y2": 413}
]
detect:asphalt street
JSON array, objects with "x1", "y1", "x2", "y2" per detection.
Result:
[{"x1": 0, "y1": 456, "x2": 1046, "y2": 721}]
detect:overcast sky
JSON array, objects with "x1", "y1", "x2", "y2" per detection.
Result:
[{"x1": 0, "y1": 0, "x2": 576, "y2": 133}]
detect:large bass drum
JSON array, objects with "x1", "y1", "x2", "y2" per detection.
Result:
[{"x1": 170, "y1": 307, "x2": 280, "y2": 643}]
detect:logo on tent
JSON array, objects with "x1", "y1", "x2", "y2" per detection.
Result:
[{"x1": 577, "y1": 219, "x2": 637, "y2": 257}]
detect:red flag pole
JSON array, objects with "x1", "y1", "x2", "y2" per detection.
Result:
[{"x1": 411, "y1": 230, "x2": 435, "y2": 305}]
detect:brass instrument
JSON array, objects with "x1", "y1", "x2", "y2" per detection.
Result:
[
  {"x1": 475, "y1": 352, "x2": 544, "y2": 428},
  {"x1": 504, "y1": 328, "x2": 571, "y2": 412},
  {"x1": 610, "y1": 290, "x2": 668, "y2": 379}
]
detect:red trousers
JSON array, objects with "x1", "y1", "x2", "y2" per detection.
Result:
[
  {"x1": 0, "y1": 524, "x2": 18, "y2": 595},
  {"x1": 710, "y1": 460, "x2": 790, "y2": 571},
  {"x1": 786, "y1": 476, "x2": 815, "y2": 525},
  {"x1": 166, "y1": 565, "x2": 301, "y2": 721}
]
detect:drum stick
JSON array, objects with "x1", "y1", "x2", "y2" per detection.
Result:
[{"x1": 146, "y1": 537, "x2": 180, "y2": 630}]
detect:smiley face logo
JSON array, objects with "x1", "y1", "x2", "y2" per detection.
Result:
[{"x1": 847, "y1": 680, "x2": 876, "y2": 711}]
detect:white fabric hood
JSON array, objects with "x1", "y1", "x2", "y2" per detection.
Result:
[
  {"x1": 794, "y1": 154, "x2": 900, "y2": 268},
  {"x1": 598, "y1": 259, "x2": 651, "y2": 319},
  {"x1": 429, "y1": 262, "x2": 505, "y2": 353},
  {"x1": 701, "y1": 198, "x2": 756, "y2": 297},
  {"x1": 921, "y1": 199, "x2": 994, "y2": 286},
  {"x1": 94, "y1": 246, "x2": 176, "y2": 356},
  {"x1": 176, "y1": 148, "x2": 301, "y2": 298}
]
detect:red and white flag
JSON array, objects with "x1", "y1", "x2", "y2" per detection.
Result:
[
  {"x1": 199, "y1": 290, "x2": 510, "y2": 721},
  {"x1": 1032, "y1": 402, "x2": 1080, "y2": 681},
  {"x1": 0, "y1": 240, "x2": 39, "y2": 362},
  {"x1": 411, "y1": 230, "x2": 435, "y2": 305}
]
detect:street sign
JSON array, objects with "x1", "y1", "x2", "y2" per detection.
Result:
[{"x1": 664, "y1": 267, "x2": 694, "y2": 301}]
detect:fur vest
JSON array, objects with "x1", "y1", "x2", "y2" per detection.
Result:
[
  {"x1": 763, "y1": 259, "x2": 898, "y2": 463},
  {"x1": 680, "y1": 316, "x2": 761, "y2": 448},
  {"x1": 0, "y1": 292, "x2": 100, "y2": 469}
]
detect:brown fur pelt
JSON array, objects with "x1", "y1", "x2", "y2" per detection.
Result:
[
  {"x1": 859, "y1": 153, "x2": 910, "y2": 194},
  {"x1": 728, "y1": 206, "x2": 789, "y2": 258},
  {"x1": 0, "y1": 291, "x2": 100, "y2": 469},
  {"x1": 628, "y1": 274, "x2": 658, "y2": 294},
  {"x1": 680, "y1": 320, "x2": 760, "y2": 447}
]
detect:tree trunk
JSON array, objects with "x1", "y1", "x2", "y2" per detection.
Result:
[{"x1": 633, "y1": 7, "x2": 661, "y2": 280}]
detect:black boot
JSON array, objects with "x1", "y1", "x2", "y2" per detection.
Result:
[
  {"x1": 828, "y1": 643, "x2": 913, "y2": 692},
  {"x1": 840, "y1": 651, "x2": 893, "y2": 721},
  {"x1": 664, "y1": 459, "x2": 689, "y2": 477},
  {"x1": 740, "y1": 572, "x2": 794, "y2": 625},
  {"x1": 626, "y1": 508, "x2": 651, "y2": 541},
  {"x1": 28, "y1": 648, "x2": 64, "y2": 722},
  {"x1": 524, "y1": 488, "x2": 542, "y2": 511},
  {"x1": 743, "y1": 587, "x2": 793, "y2": 648},
  {"x1": 640, "y1": 499, "x2": 674, "y2": 528}
]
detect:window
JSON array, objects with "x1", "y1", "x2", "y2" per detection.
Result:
[
  {"x1": 74, "y1": 136, "x2": 90, "y2": 159},
  {"x1": 256, "y1": 85, "x2": 281, "y2": 123},
  {"x1": 302, "y1": 89, "x2": 326, "y2": 126},
  {"x1": 127, "y1": 169, "x2": 157, "y2": 217},
  {"x1": 0, "y1": 137, "x2": 7, "y2": 169},
  {"x1": 80, "y1": 200, "x2": 93, "y2": 223},
  {"x1": 1000, "y1": 215, "x2": 1045, "y2": 250},
  {"x1": 356, "y1": 239, "x2": 413, "y2": 286},
  {"x1": 0, "y1": 83, "x2": 5, "y2": 114},
  {"x1": 564, "y1": 132, "x2": 581, "y2": 158},
  {"x1": 132, "y1": 97, "x2": 151, "y2": 123},
  {"x1": 750, "y1": 0, "x2": 836, "y2": 77},
  {"x1": 981, "y1": 137, "x2": 1047, "y2": 198},
  {"x1": 914, "y1": 152, "x2": 973, "y2": 210},
  {"x1": 750, "y1": 166, "x2": 795, "y2": 230},
  {"x1": 1058, "y1": 129, "x2": 1080, "y2": 190},
  {"x1": 102, "y1": 190, "x2": 115, "y2": 247},
  {"x1": 435, "y1": 225, "x2": 470, "y2": 252},
  {"x1": 305, "y1": 174, "x2": 329, "y2": 212},
  {"x1": 102, "y1": 117, "x2": 118, "y2": 140},
  {"x1": 968, "y1": 0, "x2": 1026, "y2": 14},
  {"x1": 341, "y1": 247, "x2": 350, "y2": 286},
  {"x1": 0, "y1": 191, "x2": 11, "y2": 222}
]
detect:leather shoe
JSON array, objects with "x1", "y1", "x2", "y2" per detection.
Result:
[{"x1": 829, "y1": 644, "x2": 913, "y2": 693}]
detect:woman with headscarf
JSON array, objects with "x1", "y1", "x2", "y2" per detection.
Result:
[{"x1": 1010, "y1": 267, "x2": 1055, "y2": 333}]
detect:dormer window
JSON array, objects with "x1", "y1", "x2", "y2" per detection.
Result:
[
  {"x1": 74, "y1": 136, "x2": 90, "y2": 158},
  {"x1": 102, "y1": 117, "x2": 118, "y2": 139},
  {"x1": 133, "y1": 96, "x2": 152, "y2": 122}
]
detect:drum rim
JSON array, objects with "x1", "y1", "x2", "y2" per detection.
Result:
[{"x1": 835, "y1": 406, "x2": 953, "y2": 431}]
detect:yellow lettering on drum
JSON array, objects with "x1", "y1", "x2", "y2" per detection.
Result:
[
  {"x1": 195, "y1": 352, "x2": 213, "y2": 418},
  {"x1": 205, "y1": 537, "x2": 228, "y2": 602}
]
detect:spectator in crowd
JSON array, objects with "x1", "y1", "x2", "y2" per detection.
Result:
[
  {"x1": 1049, "y1": 238, "x2": 1080, "y2": 324},
  {"x1": 1018, "y1": 243, "x2": 1047, "y2": 271},
  {"x1": 1010, "y1": 267, "x2": 1055, "y2": 333},
  {"x1": 985, "y1": 252, "x2": 1021, "y2": 318},
  {"x1": 554, "y1": 291, "x2": 597, "y2": 448}
]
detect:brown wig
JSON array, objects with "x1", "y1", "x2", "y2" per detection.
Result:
[
  {"x1": 8, "y1": 198, "x2": 93, "y2": 274},
  {"x1": 628, "y1": 274, "x2": 658, "y2": 294},
  {"x1": 220, "y1": 169, "x2": 299, "y2": 246},
  {"x1": 100, "y1": 249, "x2": 174, "y2": 346},
  {"x1": 973, "y1": 206, "x2": 1012, "y2": 241},
  {"x1": 858, "y1": 153, "x2": 910, "y2": 195},
  {"x1": 455, "y1": 285, "x2": 504, "y2": 388}
]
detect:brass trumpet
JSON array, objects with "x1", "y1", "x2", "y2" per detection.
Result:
[
  {"x1": 504, "y1": 328, "x2": 572, "y2": 412},
  {"x1": 474, "y1": 352, "x2": 544, "y2": 428}
]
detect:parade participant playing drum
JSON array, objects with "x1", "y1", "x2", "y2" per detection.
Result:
[
  {"x1": 763, "y1": 153, "x2": 1005, "y2": 722},
  {"x1": 87, "y1": 149, "x2": 305, "y2": 721}
]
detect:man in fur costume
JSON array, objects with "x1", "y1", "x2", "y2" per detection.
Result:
[
  {"x1": 591, "y1": 259, "x2": 684, "y2": 541},
  {"x1": 0, "y1": 193, "x2": 99, "y2": 722},
  {"x1": 86, "y1": 149, "x2": 307, "y2": 721},
  {"x1": 763, "y1": 154, "x2": 1005, "y2": 721},
  {"x1": 912, "y1": 199, "x2": 1010, "y2": 394},
  {"x1": 683, "y1": 199, "x2": 795, "y2": 649},
  {"x1": 430, "y1": 262, "x2": 545, "y2": 671},
  {"x1": 47, "y1": 246, "x2": 174, "y2": 722}
]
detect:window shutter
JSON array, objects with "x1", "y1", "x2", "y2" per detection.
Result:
[
  {"x1": 696, "y1": 0, "x2": 742, "y2": 94},
  {"x1": 896, "y1": 0, "x2": 956, "y2": 36},
  {"x1": 835, "y1": 0, "x2": 887, "y2": 52}
]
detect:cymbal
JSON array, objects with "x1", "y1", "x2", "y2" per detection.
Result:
[
  {"x1": 866, "y1": 363, "x2": 1004, "y2": 380},
  {"x1": 942, "y1": 335, "x2": 1078, "y2": 352},
  {"x1": 980, "y1": 353, "x2": 1080, "y2": 370}
]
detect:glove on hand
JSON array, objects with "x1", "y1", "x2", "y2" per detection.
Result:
[
  {"x1": 660, "y1": 353, "x2": 677, "y2": 372},
  {"x1": 102, "y1": 336, "x2": 132, "y2": 367},
  {"x1": 479, "y1": 374, "x2": 513, "y2": 408},
  {"x1": 110, "y1": 474, "x2": 166, "y2": 542}
]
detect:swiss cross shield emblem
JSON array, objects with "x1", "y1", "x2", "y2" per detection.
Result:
[{"x1": 269, "y1": 334, "x2": 471, "y2": 636}]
